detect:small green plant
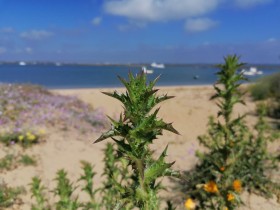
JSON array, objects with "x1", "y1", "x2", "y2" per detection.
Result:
[
  {"x1": 28, "y1": 147, "x2": 131, "y2": 210},
  {"x1": 100, "y1": 143, "x2": 131, "y2": 209},
  {"x1": 78, "y1": 161, "x2": 101, "y2": 209},
  {"x1": 53, "y1": 170, "x2": 80, "y2": 210},
  {"x1": 0, "y1": 153, "x2": 37, "y2": 171},
  {"x1": 178, "y1": 55, "x2": 279, "y2": 210},
  {"x1": 0, "y1": 182, "x2": 24, "y2": 208},
  {"x1": 0, "y1": 154, "x2": 15, "y2": 171},
  {"x1": 30, "y1": 177, "x2": 49, "y2": 210},
  {"x1": 20, "y1": 154, "x2": 37, "y2": 166},
  {"x1": 95, "y1": 72, "x2": 179, "y2": 209},
  {"x1": 243, "y1": 103, "x2": 279, "y2": 197}
]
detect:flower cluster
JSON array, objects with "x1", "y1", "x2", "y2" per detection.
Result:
[
  {"x1": 0, "y1": 84, "x2": 108, "y2": 145},
  {"x1": 0, "y1": 129, "x2": 45, "y2": 146}
]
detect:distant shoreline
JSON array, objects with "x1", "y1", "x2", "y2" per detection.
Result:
[{"x1": 0, "y1": 62, "x2": 280, "y2": 69}]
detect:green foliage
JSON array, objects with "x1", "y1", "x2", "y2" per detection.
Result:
[
  {"x1": 78, "y1": 161, "x2": 101, "y2": 210},
  {"x1": 95, "y1": 72, "x2": 179, "y2": 209},
  {"x1": 0, "y1": 130, "x2": 41, "y2": 147},
  {"x1": 178, "y1": 55, "x2": 279, "y2": 210},
  {"x1": 0, "y1": 182, "x2": 24, "y2": 208},
  {"x1": 53, "y1": 170, "x2": 80, "y2": 210},
  {"x1": 0, "y1": 154, "x2": 15, "y2": 171},
  {"x1": 250, "y1": 72, "x2": 280, "y2": 119},
  {"x1": 250, "y1": 72, "x2": 280, "y2": 100},
  {"x1": 29, "y1": 154, "x2": 125, "y2": 210},
  {"x1": 0, "y1": 153, "x2": 37, "y2": 171},
  {"x1": 30, "y1": 177, "x2": 49, "y2": 210},
  {"x1": 100, "y1": 143, "x2": 130, "y2": 209},
  {"x1": 20, "y1": 154, "x2": 37, "y2": 166}
]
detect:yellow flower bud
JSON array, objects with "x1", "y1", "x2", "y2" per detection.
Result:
[
  {"x1": 204, "y1": 181, "x2": 219, "y2": 193},
  {"x1": 227, "y1": 193, "x2": 235, "y2": 201},
  {"x1": 27, "y1": 134, "x2": 36, "y2": 141},
  {"x1": 185, "y1": 198, "x2": 196, "y2": 210},
  {"x1": 18, "y1": 135, "x2": 24, "y2": 141},
  {"x1": 39, "y1": 129, "x2": 46, "y2": 135}
]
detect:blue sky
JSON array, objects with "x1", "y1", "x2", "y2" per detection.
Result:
[{"x1": 0, "y1": 0, "x2": 279, "y2": 63}]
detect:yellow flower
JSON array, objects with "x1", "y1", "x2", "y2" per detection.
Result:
[
  {"x1": 18, "y1": 135, "x2": 24, "y2": 141},
  {"x1": 27, "y1": 133, "x2": 36, "y2": 141},
  {"x1": 224, "y1": 207, "x2": 229, "y2": 210},
  {"x1": 185, "y1": 198, "x2": 196, "y2": 210},
  {"x1": 204, "y1": 181, "x2": 219, "y2": 193},
  {"x1": 233, "y1": 180, "x2": 242, "y2": 192},
  {"x1": 39, "y1": 129, "x2": 46, "y2": 135},
  {"x1": 227, "y1": 193, "x2": 235, "y2": 201}
]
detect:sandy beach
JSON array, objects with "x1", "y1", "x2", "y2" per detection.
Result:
[{"x1": 1, "y1": 85, "x2": 279, "y2": 210}]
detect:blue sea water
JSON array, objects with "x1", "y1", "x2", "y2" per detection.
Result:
[{"x1": 0, "y1": 64, "x2": 279, "y2": 89}]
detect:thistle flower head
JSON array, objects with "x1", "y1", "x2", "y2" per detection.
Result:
[
  {"x1": 233, "y1": 180, "x2": 242, "y2": 192},
  {"x1": 227, "y1": 193, "x2": 235, "y2": 201},
  {"x1": 204, "y1": 181, "x2": 219, "y2": 193}
]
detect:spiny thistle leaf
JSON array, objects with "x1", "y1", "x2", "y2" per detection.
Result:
[
  {"x1": 155, "y1": 94, "x2": 175, "y2": 105},
  {"x1": 149, "y1": 75, "x2": 161, "y2": 89},
  {"x1": 144, "y1": 146, "x2": 176, "y2": 184},
  {"x1": 102, "y1": 91, "x2": 123, "y2": 102},
  {"x1": 156, "y1": 120, "x2": 180, "y2": 135},
  {"x1": 94, "y1": 129, "x2": 116, "y2": 143}
]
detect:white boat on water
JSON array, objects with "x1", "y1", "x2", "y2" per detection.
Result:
[
  {"x1": 241, "y1": 67, "x2": 263, "y2": 76},
  {"x1": 142, "y1": 66, "x2": 153, "y2": 74},
  {"x1": 151, "y1": 62, "x2": 165, "y2": 69},
  {"x1": 19, "y1": 61, "x2": 26, "y2": 66}
]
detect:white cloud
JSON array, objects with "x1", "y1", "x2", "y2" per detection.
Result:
[
  {"x1": 104, "y1": 0, "x2": 220, "y2": 21},
  {"x1": 92, "y1": 17, "x2": 102, "y2": 26},
  {"x1": 185, "y1": 18, "x2": 218, "y2": 32},
  {"x1": 25, "y1": 47, "x2": 33, "y2": 53},
  {"x1": 0, "y1": 47, "x2": 7, "y2": 54},
  {"x1": 234, "y1": 0, "x2": 273, "y2": 8},
  {"x1": 20, "y1": 30, "x2": 53, "y2": 40},
  {"x1": 118, "y1": 20, "x2": 147, "y2": 31},
  {"x1": 0, "y1": 27, "x2": 14, "y2": 33},
  {"x1": 103, "y1": 0, "x2": 274, "y2": 31},
  {"x1": 266, "y1": 37, "x2": 277, "y2": 42}
]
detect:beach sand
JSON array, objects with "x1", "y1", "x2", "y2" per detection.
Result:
[{"x1": 1, "y1": 85, "x2": 279, "y2": 209}]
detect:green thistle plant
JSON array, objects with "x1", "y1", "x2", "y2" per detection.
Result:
[
  {"x1": 243, "y1": 103, "x2": 280, "y2": 198},
  {"x1": 30, "y1": 177, "x2": 49, "y2": 210},
  {"x1": 178, "y1": 55, "x2": 279, "y2": 210},
  {"x1": 79, "y1": 161, "x2": 101, "y2": 210},
  {"x1": 95, "y1": 72, "x2": 179, "y2": 209},
  {"x1": 53, "y1": 169, "x2": 80, "y2": 210},
  {"x1": 100, "y1": 143, "x2": 130, "y2": 209}
]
